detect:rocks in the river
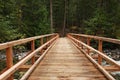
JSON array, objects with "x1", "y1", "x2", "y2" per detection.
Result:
[
  {"x1": 103, "y1": 49, "x2": 120, "y2": 61},
  {"x1": 111, "y1": 72, "x2": 120, "y2": 80}
]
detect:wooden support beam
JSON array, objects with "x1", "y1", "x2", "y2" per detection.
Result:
[
  {"x1": 69, "y1": 33, "x2": 120, "y2": 45},
  {"x1": 40, "y1": 38, "x2": 43, "y2": 45},
  {"x1": 103, "y1": 66, "x2": 120, "y2": 72},
  {"x1": 20, "y1": 36, "x2": 57, "y2": 80},
  {"x1": 46, "y1": 36, "x2": 49, "y2": 43},
  {"x1": 40, "y1": 38, "x2": 44, "y2": 54},
  {"x1": 81, "y1": 38, "x2": 84, "y2": 49},
  {"x1": 19, "y1": 65, "x2": 32, "y2": 71},
  {"x1": 87, "y1": 38, "x2": 91, "y2": 54},
  {"x1": 6, "y1": 47, "x2": 13, "y2": 68},
  {"x1": 31, "y1": 40, "x2": 35, "y2": 64},
  {"x1": 77, "y1": 36, "x2": 80, "y2": 45},
  {"x1": 6, "y1": 47, "x2": 13, "y2": 80},
  {"x1": 69, "y1": 39, "x2": 116, "y2": 80},
  {"x1": 0, "y1": 34, "x2": 56, "y2": 50},
  {"x1": 92, "y1": 54, "x2": 98, "y2": 59},
  {"x1": 35, "y1": 54, "x2": 40, "y2": 58},
  {"x1": 0, "y1": 35, "x2": 58, "y2": 80},
  {"x1": 98, "y1": 40, "x2": 103, "y2": 65},
  {"x1": 68, "y1": 35, "x2": 120, "y2": 68}
]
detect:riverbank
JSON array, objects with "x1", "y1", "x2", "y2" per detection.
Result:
[
  {"x1": 103, "y1": 49, "x2": 120, "y2": 61},
  {"x1": 103, "y1": 49, "x2": 120, "y2": 80}
]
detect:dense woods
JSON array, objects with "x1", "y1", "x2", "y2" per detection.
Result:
[
  {"x1": 0, "y1": 0, "x2": 120, "y2": 79},
  {"x1": 0, "y1": 0, "x2": 120, "y2": 41}
]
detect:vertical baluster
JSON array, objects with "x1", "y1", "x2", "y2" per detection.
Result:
[
  {"x1": 47, "y1": 36, "x2": 50, "y2": 46},
  {"x1": 40, "y1": 38, "x2": 43, "y2": 54},
  {"x1": 31, "y1": 40, "x2": 35, "y2": 64},
  {"x1": 78, "y1": 36, "x2": 80, "y2": 46},
  {"x1": 6, "y1": 47, "x2": 13, "y2": 80},
  {"x1": 87, "y1": 38, "x2": 91, "y2": 54},
  {"x1": 46, "y1": 36, "x2": 49, "y2": 42},
  {"x1": 81, "y1": 37, "x2": 84, "y2": 49},
  {"x1": 77, "y1": 36, "x2": 80, "y2": 45},
  {"x1": 98, "y1": 40, "x2": 103, "y2": 65},
  {"x1": 40, "y1": 38, "x2": 43, "y2": 45}
]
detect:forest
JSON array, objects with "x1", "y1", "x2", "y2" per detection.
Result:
[
  {"x1": 0, "y1": 0, "x2": 120, "y2": 43},
  {"x1": 0, "y1": 0, "x2": 120, "y2": 79}
]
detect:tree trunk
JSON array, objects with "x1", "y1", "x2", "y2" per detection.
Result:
[
  {"x1": 62, "y1": 0, "x2": 67, "y2": 36},
  {"x1": 50, "y1": 0, "x2": 53, "y2": 33},
  {"x1": 99, "y1": 0, "x2": 103, "y2": 8}
]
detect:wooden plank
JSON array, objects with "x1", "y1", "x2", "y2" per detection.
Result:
[
  {"x1": 19, "y1": 65, "x2": 32, "y2": 71},
  {"x1": 6, "y1": 47, "x2": 13, "y2": 68},
  {"x1": 69, "y1": 38, "x2": 116, "y2": 80},
  {"x1": 30, "y1": 72, "x2": 106, "y2": 77},
  {"x1": 40, "y1": 38, "x2": 43, "y2": 45},
  {"x1": 103, "y1": 66, "x2": 120, "y2": 71},
  {"x1": 28, "y1": 38, "x2": 107, "y2": 80},
  {"x1": 40, "y1": 63, "x2": 93, "y2": 66},
  {"x1": 98, "y1": 40, "x2": 103, "y2": 65},
  {"x1": 6, "y1": 47, "x2": 13, "y2": 80},
  {"x1": 0, "y1": 35, "x2": 58, "y2": 80},
  {"x1": 28, "y1": 76, "x2": 107, "y2": 80},
  {"x1": 31, "y1": 40, "x2": 35, "y2": 64},
  {"x1": 20, "y1": 39, "x2": 58, "y2": 80},
  {"x1": 68, "y1": 35, "x2": 120, "y2": 68}
]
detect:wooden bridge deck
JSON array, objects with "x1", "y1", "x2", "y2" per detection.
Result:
[{"x1": 28, "y1": 38, "x2": 107, "y2": 80}]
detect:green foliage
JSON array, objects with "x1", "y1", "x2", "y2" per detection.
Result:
[
  {"x1": 0, "y1": 17, "x2": 24, "y2": 42},
  {"x1": 0, "y1": 0, "x2": 120, "y2": 79},
  {"x1": 0, "y1": 0, "x2": 119, "y2": 42},
  {"x1": 21, "y1": 0, "x2": 50, "y2": 36},
  {"x1": 84, "y1": 9, "x2": 112, "y2": 36},
  {"x1": 0, "y1": 0, "x2": 51, "y2": 43}
]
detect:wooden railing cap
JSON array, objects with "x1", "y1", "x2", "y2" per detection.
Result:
[
  {"x1": 69, "y1": 33, "x2": 120, "y2": 44},
  {"x1": 0, "y1": 33, "x2": 56, "y2": 50}
]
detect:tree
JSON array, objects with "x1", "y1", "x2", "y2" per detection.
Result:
[
  {"x1": 50, "y1": 0, "x2": 53, "y2": 33},
  {"x1": 0, "y1": 0, "x2": 24, "y2": 43},
  {"x1": 21, "y1": 0, "x2": 50, "y2": 37},
  {"x1": 62, "y1": 0, "x2": 67, "y2": 36}
]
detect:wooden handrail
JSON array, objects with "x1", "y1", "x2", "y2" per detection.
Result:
[
  {"x1": 0, "y1": 33, "x2": 59, "y2": 80},
  {"x1": 68, "y1": 34, "x2": 120, "y2": 67},
  {"x1": 67, "y1": 33, "x2": 120, "y2": 80},
  {"x1": 20, "y1": 38, "x2": 57, "y2": 80},
  {"x1": 69, "y1": 33, "x2": 120, "y2": 44},
  {"x1": 0, "y1": 33, "x2": 56, "y2": 50},
  {"x1": 68, "y1": 33, "x2": 120, "y2": 65}
]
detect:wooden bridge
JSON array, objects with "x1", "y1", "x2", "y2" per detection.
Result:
[{"x1": 0, "y1": 33, "x2": 120, "y2": 80}]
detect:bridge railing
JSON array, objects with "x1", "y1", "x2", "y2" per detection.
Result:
[
  {"x1": 67, "y1": 33, "x2": 120, "y2": 80},
  {"x1": 0, "y1": 33, "x2": 59, "y2": 80}
]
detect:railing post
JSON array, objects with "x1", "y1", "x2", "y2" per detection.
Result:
[
  {"x1": 40, "y1": 38, "x2": 43, "y2": 54},
  {"x1": 98, "y1": 40, "x2": 103, "y2": 65},
  {"x1": 78, "y1": 36, "x2": 80, "y2": 46},
  {"x1": 46, "y1": 36, "x2": 49, "y2": 42},
  {"x1": 87, "y1": 38, "x2": 91, "y2": 54},
  {"x1": 47, "y1": 36, "x2": 50, "y2": 46},
  {"x1": 40, "y1": 38, "x2": 43, "y2": 45},
  {"x1": 77, "y1": 36, "x2": 80, "y2": 45},
  {"x1": 50, "y1": 35, "x2": 53, "y2": 40},
  {"x1": 6, "y1": 47, "x2": 13, "y2": 80},
  {"x1": 81, "y1": 37, "x2": 84, "y2": 49},
  {"x1": 31, "y1": 40, "x2": 35, "y2": 64}
]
